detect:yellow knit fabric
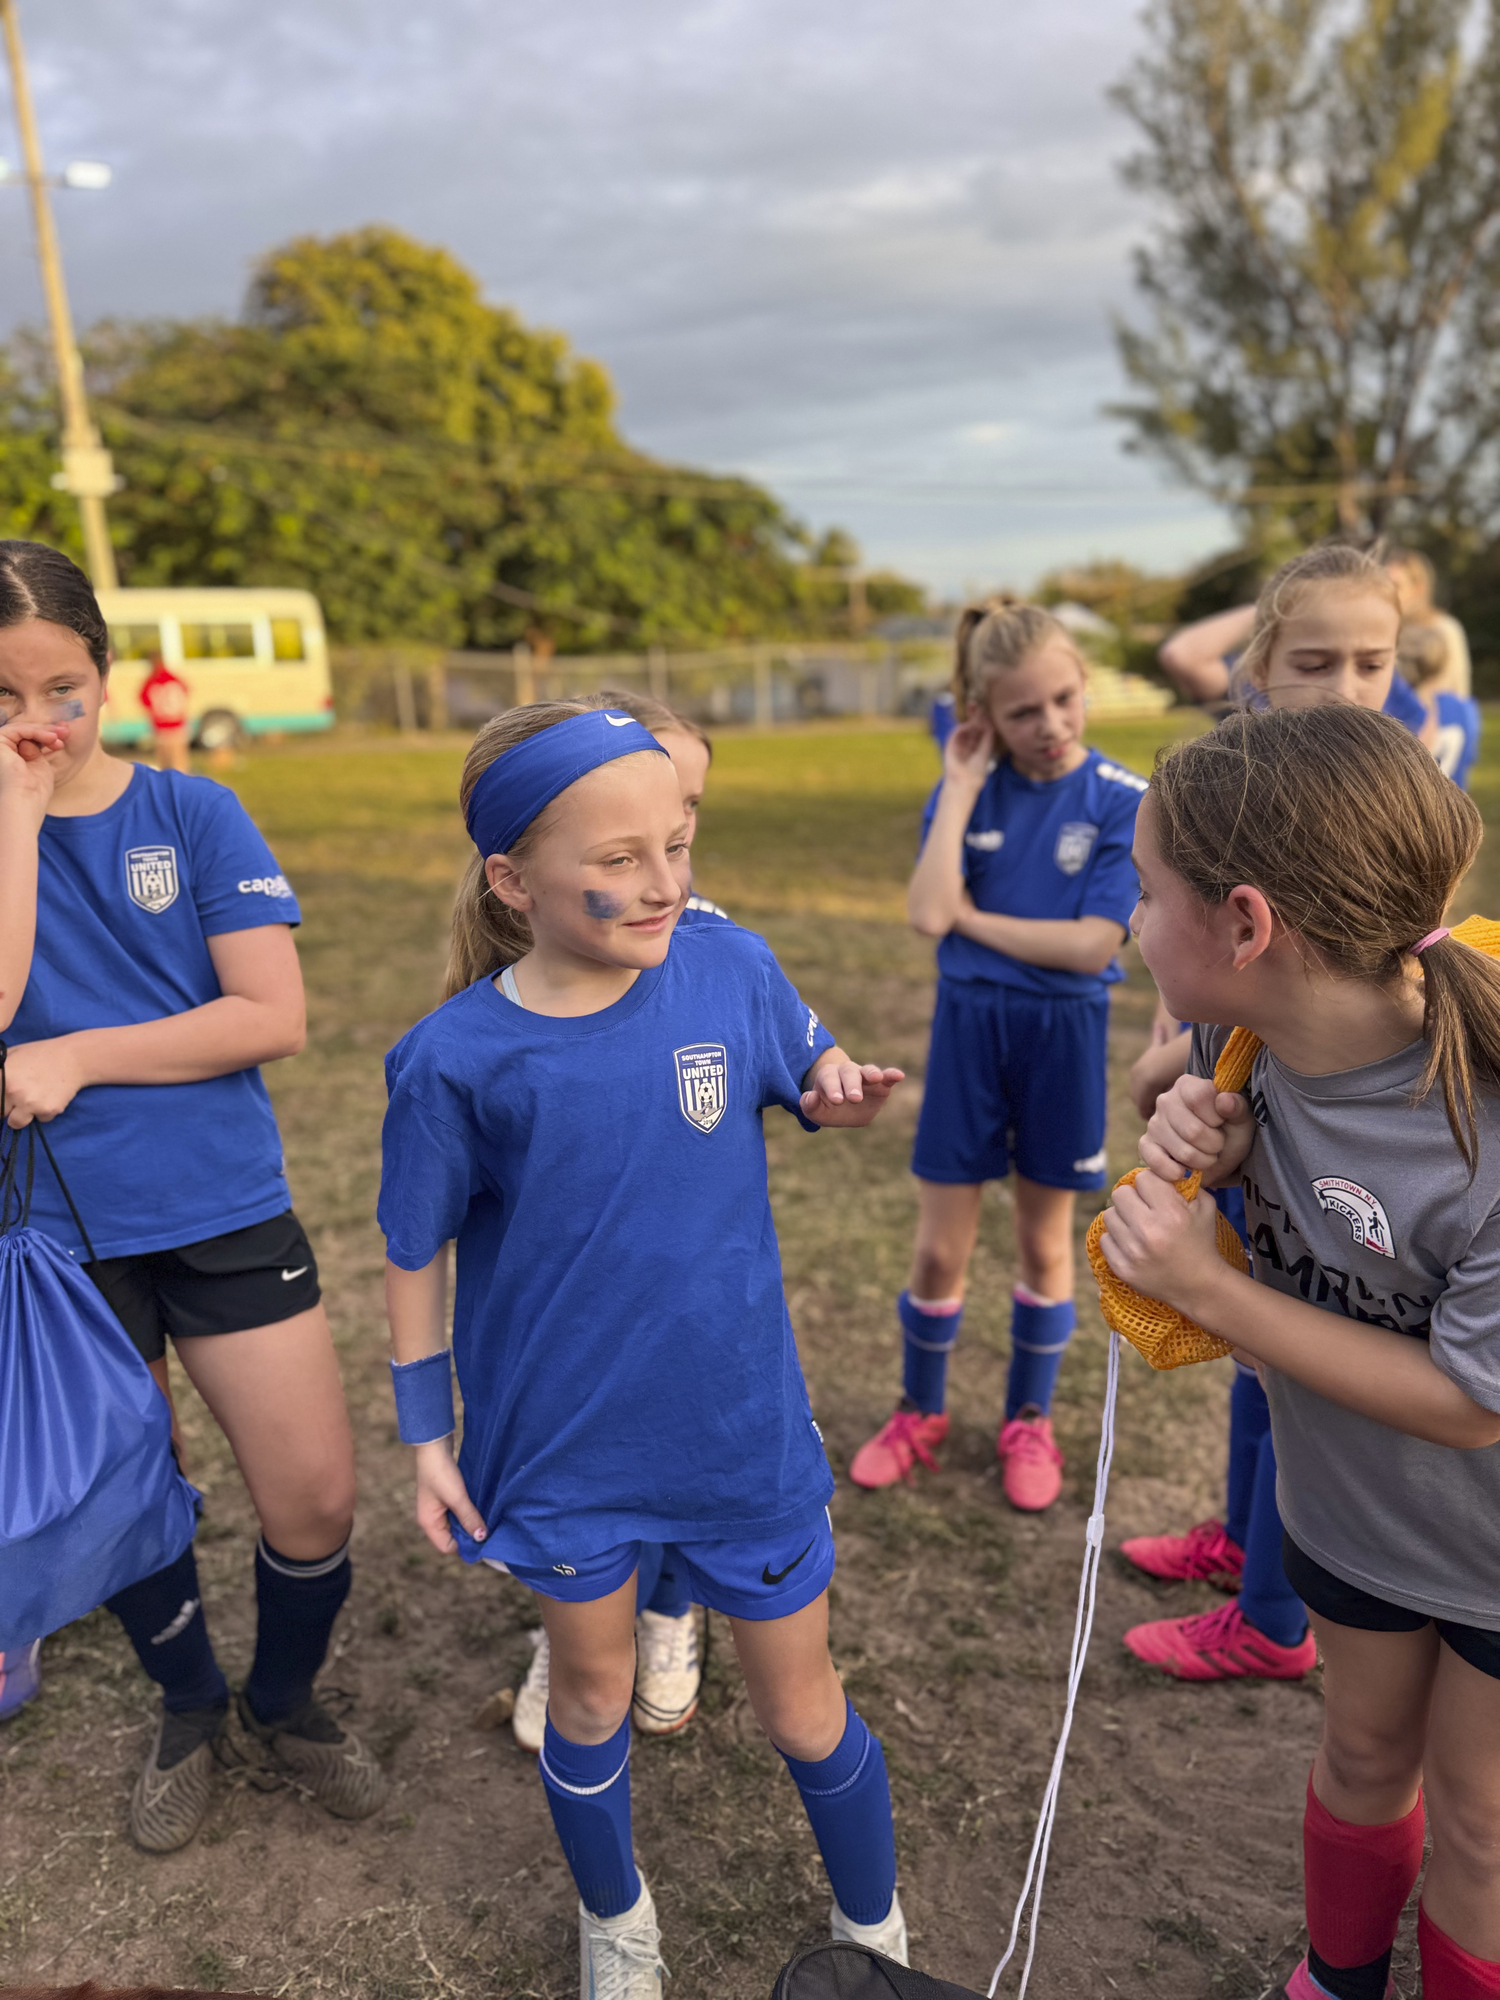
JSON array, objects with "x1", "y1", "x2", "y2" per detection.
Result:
[
  {"x1": 1450, "y1": 914, "x2": 1500, "y2": 957},
  {"x1": 1085, "y1": 1026, "x2": 1261, "y2": 1371},
  {"x1": 1089, "y1": 923, "x2": 1500, "y2": 1369}
]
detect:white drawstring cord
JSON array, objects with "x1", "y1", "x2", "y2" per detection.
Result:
[{"x1": 988, "y1": 1330, "x2": 1121, "y2": 2000}]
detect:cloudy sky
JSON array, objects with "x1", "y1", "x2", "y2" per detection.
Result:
[{"x1": 0, "y1": 0, "x2": 1232, "y2": 595}]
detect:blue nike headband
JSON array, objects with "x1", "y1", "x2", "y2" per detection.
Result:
[{"x1": 464, "y1": 708, "x2": 669, "y2": 858}]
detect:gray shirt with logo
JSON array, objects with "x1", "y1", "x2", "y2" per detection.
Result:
[{"x1": 1191, "y1": 1026, "x2": 1500, "y2": 1628}]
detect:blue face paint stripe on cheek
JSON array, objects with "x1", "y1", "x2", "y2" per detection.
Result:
[{"x1": 584, "y1": 890, "x2": 626, "y2": 920}]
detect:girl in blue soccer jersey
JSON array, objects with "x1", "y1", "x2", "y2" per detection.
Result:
[
  {"x1": 0, "y1": 542, "x2": 381, "y2": 1849},
  {"x1": 503, "y1": 690, "x2": 722, "y2": 1756},
  {"x1": 380, "y1": 701, "x2": 906, "y2": 1998},
  {"x1": 850, "y1": 594, "x2": 1146, "y2": 1512}
]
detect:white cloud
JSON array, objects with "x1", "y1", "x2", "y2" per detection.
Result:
[{"x1": 0, "y1": 0, "x2": 1231, "y2": 592}]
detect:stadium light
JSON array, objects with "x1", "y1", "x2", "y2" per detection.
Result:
[{"x1": 60, "y1": 158, "x2": 111, "y2": 190}]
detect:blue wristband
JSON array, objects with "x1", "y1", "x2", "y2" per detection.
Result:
[{"x1": 390, "y1": 1350, "x2": 455, "y2": 1444}]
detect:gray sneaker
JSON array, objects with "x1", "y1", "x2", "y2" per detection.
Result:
[
  {"x1": 128, "y1": 1701, "x2": 228, "y2": 1853},
  {"x1": 234, "y1": 1689, "x2": 387, "y2": 1819}
]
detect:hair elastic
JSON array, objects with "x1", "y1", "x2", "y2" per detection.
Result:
[
  {"x1": 1412, "y1": 928, "x2": 1450, "y2": 955},
  {"x1": 465, "y1": 709, "x2": 667, "y2": 859}
]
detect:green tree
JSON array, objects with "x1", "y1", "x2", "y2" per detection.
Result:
[
  {"x1": 4, "y1": 227, "x2": 923, "y2": 648},
  {"x1": 1111, "y1": 0, "x2": 1500, "y2": 546}
]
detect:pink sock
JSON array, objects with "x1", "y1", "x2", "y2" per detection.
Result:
[
  {"x1": 1304, "y1": 1775, "x2": 1424, "y2": 1966},
  {"x1": 1419, "y1": 1905, "x2": 1500, "y2": 1999}
]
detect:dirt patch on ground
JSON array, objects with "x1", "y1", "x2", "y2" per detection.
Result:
[{"x1": 0, "y1": 733, "x2": 1353, "y2": 1999}]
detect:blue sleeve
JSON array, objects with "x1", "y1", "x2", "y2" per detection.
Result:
[
  {"x1": 182, "y1": 779, "x2": 301, "y2": 934},
  {"x1": 378, "y1": 1047, "x2": 482, "y2": 1270},
  {"x1": 1078, "y1": 792, "x2": 1142, "y2": 930},
  {"x1": 1383, "y1": 675, "x2": 1425, "y2": 734},
  {"x1": 749, "y1": 937, "x2": 837, "y2": 1128}
]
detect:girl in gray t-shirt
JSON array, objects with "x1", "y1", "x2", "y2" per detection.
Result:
[{"x1": 1099, "y1": 702, "x2": 1500, "y2": 2000}]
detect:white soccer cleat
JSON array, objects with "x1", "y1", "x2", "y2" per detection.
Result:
[
  {"x1": 631, "y1": 1608, "x2": 701, "y2": 1736},
  {"x1": 831, "y1": 1888, "x2": 909, "y2": 1966},
  {"x1": 512, "y1": 1626, "x2": 550, "y2": 1754},
  {"x1": 579, "y1": 1879, "x2": 666, "y2": 1999}
]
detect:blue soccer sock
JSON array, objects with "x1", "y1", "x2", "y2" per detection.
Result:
[
  {"x1": 899, "y1": 1290, "x2": 962, "y2": 1415},
  {"x1": 243, "y1": 1536, "x2": 352, "y2": 1725},
  {"x1": 106, "y1": 1542, "x2": 229, "y2": 1716},
  {"x1": 1005, "y1": 1288, "x2": 1075, "y2": 1419},
  {"x1": 1225, "y1": 1363, "x2": 1267, "y2": 1551},
  {"x1": 643, "y1": 1554, "x2": 692, "y2": 1620},
  {"x1": 634, "y1": 1544, "x2": 666, "y2": 1615},
  {"x1": 781, "y1": 1701, "x2": 897, "y2": 1926},
  {"x1": 541, "y1": 1715, "x2": 641, "y2": 1919},
  {"x1": 1240, "y1": 1425, "x2": 1309, "y2": 1648}
]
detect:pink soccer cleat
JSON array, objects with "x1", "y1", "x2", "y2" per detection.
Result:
[
  {"x1": 1124, "y1": 1601, "x2": 1317, "y2": 1682},
  {"x1": 996, "y1": 1408, "x2": 1063, "y2": 1511},
  {"x1": 1120, "y1": 1517, "x2": 1245, "y2": 1590},
  {"x1": 849, "y1": 1408, "x2": 949, "y2": 1489}
]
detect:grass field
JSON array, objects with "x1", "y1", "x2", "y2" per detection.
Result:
[{"x1": 3, "y1": 710, "x2": 1495, "y2": 1998}]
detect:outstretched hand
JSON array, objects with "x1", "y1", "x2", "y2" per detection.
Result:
[{"x1": 800, "y1": 1051, "x2": 905, "y2": 1127}]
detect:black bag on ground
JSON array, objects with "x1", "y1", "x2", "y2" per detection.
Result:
[{"x1": 772, "y1": 1945, "x2": 985, "y2": 1999}]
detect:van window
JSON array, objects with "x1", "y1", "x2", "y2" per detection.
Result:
[
  {"x1": 109, "y1": 623, "x2": 162, "y2": 661},
  {"x1": 270, "y1": 618, "x2": 306, "y2": 662},
  {"x1": 181, "y1": 622, "x2": 257, "y2": 661}
]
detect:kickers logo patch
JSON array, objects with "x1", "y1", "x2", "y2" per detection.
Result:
[
  {"x1": 125, "y1": 845, "x2": 179, "y2": 914},
  {"x1": 1312, "y1": 1177, "x2": 1396, "y2": 1258},
  {"x1": 674, "y1": 1043, "x2": 728, "y2": 1133}
]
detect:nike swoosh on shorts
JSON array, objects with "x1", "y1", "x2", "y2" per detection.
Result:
[
  {"x1": 762, "y1": 1540, "x2": 814, "y2": 1587},
  {"x1": 281, "y1": 1266, "x2": 310, "y2": 1281}
]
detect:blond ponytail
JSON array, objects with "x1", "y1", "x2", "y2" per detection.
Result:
[{"x1": 443, "y1": 700, "x2": 592, "y2": 998}]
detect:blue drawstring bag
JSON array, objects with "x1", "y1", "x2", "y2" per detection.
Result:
[{"x1": 0, "y1": 1074, "x2": 198, "y2": 1652}]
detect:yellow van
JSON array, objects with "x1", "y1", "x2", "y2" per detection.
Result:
[{"x1": 96, "y1": 587, "x2": 334, "y2": 749}]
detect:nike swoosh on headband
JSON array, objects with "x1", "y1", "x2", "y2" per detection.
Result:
[{"x1": 605, "y1": 713, "x2": 632, "y2": 725}]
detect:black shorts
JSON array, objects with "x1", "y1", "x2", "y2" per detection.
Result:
[
  {"x1": 85, "y1": 1210, "x2": 321, "y2": 1364},
  {"x1": 1283, "y1": 1533, "x2": 1500, "y2": 1682}
]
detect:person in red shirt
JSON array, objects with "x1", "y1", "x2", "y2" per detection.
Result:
[{"x1": 139, "y1": 658, "x2": 191, "y2": 772}]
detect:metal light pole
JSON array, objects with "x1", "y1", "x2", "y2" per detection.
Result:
[{"x1": 0, "y1": 0, "x2": 118, "y2": 587}]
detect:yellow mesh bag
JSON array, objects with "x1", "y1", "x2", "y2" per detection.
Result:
[
  {"x1": 1085, "y1": 1025, "x2": 1262, "y2": 1370},
  {"x1": 1450, "y1": 914, "x2": 1500, "y2": 957}
]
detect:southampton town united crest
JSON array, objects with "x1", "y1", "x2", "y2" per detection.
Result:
[
  {"x1": 125, "y1": 844, "x2": 180, "y2": 914},
  {"x1": 674, "y1": 1043, "x2": 728, "y2": 1133},
  {"x1": 1053, "y1": 822, "x2": 1099, "y2": 876}
]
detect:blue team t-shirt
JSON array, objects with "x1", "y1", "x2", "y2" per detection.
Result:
[
  {"x1": 1433, "y1": 693, "x2": 1481, "y2": 792},
  {"x1": 919, "y1": 747, "x2": 1147, "y2": 997},
  {"x1": 8, "y1": 765, "x2": 301, "y2": 1259},
  {"x1": 378, "y1": 921, "x2": 838, "y2": 1566}
]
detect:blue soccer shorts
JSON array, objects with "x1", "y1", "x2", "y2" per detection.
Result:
[
  {"x1": 500, "y1": 1507, "x2": 835, "y2": 1620},
  {"x1": 912, "y1": 979, "x2": 1110, "y2": 1191}
]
